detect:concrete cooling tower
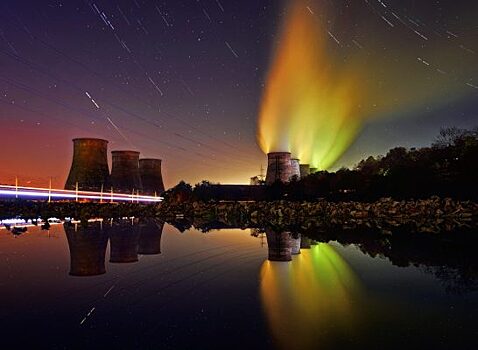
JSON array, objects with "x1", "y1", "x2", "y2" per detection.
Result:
[
  {"x1": 299, "y1": 164, "x2": 310, "y2": 178},
  {"x1": 290, "y1": 158, "x2": 301, "y2": 180},
  {"x1": 265, "y1": 152, "x2": 292, "y2": 185},
  {"x1": 65, "y1": 138, "x2": 110, "y2": 191},
  {"x1": 110, "y1": 150, "x2": 142, "y2": 193},
  {"x1": 139, "y1": 158, "x2": 165, "y2": 195}
]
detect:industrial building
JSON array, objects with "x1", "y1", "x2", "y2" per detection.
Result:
[
  {"x1": 65, "y1": 138, "x2": 110, "y2": 191},
  {"x1": 290, "y1": 158, "x2": 301, "y2": 180},
  {"x1": 110, "y1": 150, "x2": 142, "y2": 194},
  {"x1": 139, "y1": 158, "x2": 165, "y2": 195},
  {"x1": 265, "y1": 152, "x2": 292, "y2": 185},
  {"x1": 64, "y1": 138, "x2": 165, "y2": 195},
  {"x1": 299, "y1": 164, "x2": 310, "y2": 178},
  {"x1": 265, "y1": 152, "x2": 318, "y2": 185}
]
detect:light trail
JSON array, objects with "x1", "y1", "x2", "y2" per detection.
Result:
[{"x1": 0, "y1": 185, "x2": 162, "y2": 203}]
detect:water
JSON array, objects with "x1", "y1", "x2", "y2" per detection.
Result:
[{"x1": 0, "y1": 219, "x2": 477, "y2": 349}]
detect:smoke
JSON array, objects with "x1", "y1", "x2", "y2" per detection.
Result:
[{"x1": 257, "y1": 0, "x2": 477, "y2": 169}]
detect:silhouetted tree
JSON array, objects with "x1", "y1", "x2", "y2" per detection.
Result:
[{"x1": 167, "y1": 127, "x2": 478, "y2": 202}]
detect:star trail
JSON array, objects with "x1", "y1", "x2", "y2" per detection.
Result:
[{"x1": 0, "y1": 0, "x2": 476, "y2": 188}]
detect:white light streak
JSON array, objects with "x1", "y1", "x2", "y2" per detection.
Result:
[
  {"x1": 446, "y1": 30, "x2": 458, "y2": 38},
  {"x1": 417, "y1": 57, "x2": 430, "y2": 66},
  {"x1": 225, "y1": 41, "x2": 239, "y2": 58},
  {"x1": 466, "y1": 82, "x2": 478, "y2": 89},
  {"x1": 380, "y1": 15, "x2": 395, "y2": 28},
  {"x1": 327, "y1": 31, "x2": 342, "y2": 46},
  {"x1": 0, "y1": 185, "x2": 162, "y2": 202},
  {"x1": 215, "y1": 0, "x2": 225, "y2": 12},
  {"x1": 85, "y1": 91, "x2": 100, "y2": 109},
  {"x1": 413, "y1": 29, "x2": 428, "y2": 41}
]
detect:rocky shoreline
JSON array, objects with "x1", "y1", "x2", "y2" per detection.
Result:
[
  {"x1": 0, "y1": 201, "x2": 156, "y2": 223},
  {"x1": 1, "y1": 197, "x2": 477, "y2": 235},
  {"x1": 160, "y1": 196, "x2": 478, "y2": 235}
]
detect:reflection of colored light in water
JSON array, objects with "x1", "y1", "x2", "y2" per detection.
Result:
[{"x1": 260, "y1": 243, "x2": 362, "y2": 349}]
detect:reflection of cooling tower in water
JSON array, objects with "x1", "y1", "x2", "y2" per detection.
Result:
[
  {"x1": 65, "y1": 138, "x2": 110, "y2": 191},
  {"x1": 266, "y1": 152, "x2": 292, "y2": 185},
  {"x1": 260, "y1": 244, "x2": 362, "y2": 350},
  {"x1": 290, "y1": 158, "x2": 301, "y2": 180},
  {"x1": 299, "y1": 164, "x2": 310, "y2": 178},
  {"x1": 265, "y1": 228, "x2": 292, "y2": 261},
  {"x1": 300, "y1": 236, "x2": 311, "y2": 249},
  {"x1": 110, "y1": 151, "x2": 142, "y2": 193},
  {"x1": 109, "y1": 219, "x2": 140, "y2": 263},
  {"x1": 139, "y1": 159, "x2": 165, "y2": 195},
  {"x1": 64, "y1": 222, "x2": 109, "y2": 276},
  {"x1": 290, "y1": 234, "x2": 301, "y2": 255},
  {"x1": 138, "y1": 219, "x2": 165, "y2": 255}
]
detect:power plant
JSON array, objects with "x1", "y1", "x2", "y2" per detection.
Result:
[
  {"x1": 110, "y1": 151, "x2": 142, "y2": 193},
  {"x1": 299, "y1": 164, "x2": 310, "y2": 178},
  {"x1": 139, "y1": 159, "x2": 165, "y2": 195},
  {"x1": 290, "y1": 158, "x2": 301, "y2": 180},
  {"x1": 65, "y1": 138, "x2": 166, "y2": 194},
  {"x1": 265, "y1": 153, "x2": 318, "y2": 184},
  {"x1": 65, "y1": 138, "x2": 110, "y2": 191},
  {"x1": 265, "y1": 152, "x2": 292, "y2": 185}
]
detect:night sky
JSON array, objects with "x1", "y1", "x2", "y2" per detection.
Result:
[{"x1": 0, "y1": 0, "x2": 477, "y2": 188}]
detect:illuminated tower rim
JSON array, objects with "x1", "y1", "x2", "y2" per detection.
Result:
[
  {"x1": 267, "y1": 151, "x2": 292, "y2": 156},
  {"x1": 139, "y1": 158, "x2": 163, "y2": 162},
  {"x1": 111, "y1": 150, "x2": 140, "y2": 155},
  {"x1": 72, "y1": 137, "x2": 108, "y2": 143}
]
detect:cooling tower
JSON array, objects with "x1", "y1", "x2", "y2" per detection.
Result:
[
  {"x1": 265, "y1": 228, "x2": 292, "y2": 262},
  {"x1": 300, "y1": 236, "x2": 312, "y2": 249},
  {"x1": 109, "y1": 219, "x2": 140, "y2": 263},
  {"x1": 310, "y1": 167, "x2": 318, "y2": 174},
  {"x1": 265, "y1": 152, "x2": 292, "y2": 185},
  {"x1": 139, "y1": 158, "x2": 165, "y2": 195},
  {"x1": 64, "y1": 222, "x2": 109, "y2": 276},
  {"x1": 299, "y1": 164, "x2": 310, "y2": 178},
  {"x1": 65, "y1": 138, "x2": 110, "y2": 191},
  {"x1": 290, "y1": 233, "x2": 301, "y2": 255},
  {"x1": 290, "y1": 158, "x2": 301, "y2": 180},
  {"x1": 110, "y1": 150, "x2": 142, "y2": 193},
  {"x1": 138, "y1": 219, "x2": 164, "y2": 255}
]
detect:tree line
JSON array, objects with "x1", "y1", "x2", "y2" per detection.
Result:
[{"x1": 164, "y1": 127, "x2": 478, "y2": 202}]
